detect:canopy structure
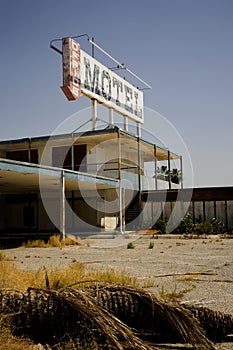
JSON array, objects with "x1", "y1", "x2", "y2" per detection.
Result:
[{"x1": 0, "y1": 127, "x2": 182, "y2": 238}]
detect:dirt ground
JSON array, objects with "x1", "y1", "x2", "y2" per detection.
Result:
[{"x1": 3, "y1": 234, "x2": 233, "y2": 349}]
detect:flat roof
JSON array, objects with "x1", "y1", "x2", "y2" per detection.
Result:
[{"x1": 0, "y1": 126, "x2": 180, "y2": 161}]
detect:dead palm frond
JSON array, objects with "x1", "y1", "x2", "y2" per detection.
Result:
[
  {"x1": 83, "y1": 283, "x2": 215, "y2": 349},
  {"x1": 0, "y1": 287, "x2": 154, "y2": 350},
  {"x1": 185, "y1": 304, "x2": 233, "y2": 341}
]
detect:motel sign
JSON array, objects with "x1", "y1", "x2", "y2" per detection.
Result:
[{"x1": 61, "y1": 37, "x2": 144, "y2": 123}]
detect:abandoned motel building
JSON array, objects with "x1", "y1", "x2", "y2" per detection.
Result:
[
  {"x1": 1, "y1": 36, "x2": 233, "y2": 242},
  {"x1": 0, "y1": 124, "x2": 232, "y2": 242}
]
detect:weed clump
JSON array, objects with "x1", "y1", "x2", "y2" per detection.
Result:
[
  {"x1": 127, "y1": 242, "x2": 135, "y2": 249},
  {"x1": 148, "y1": 241, "x2": 154, "y2": 249},
  {"x1": 0, "y1": 260, "x2": 137, "y2": 291},
  {"x1": 0, "y1": 251, "x2": 9, "y2": 261},
  {"x1": 22, "y1": 234, "x2": 83, "y2": 248}
]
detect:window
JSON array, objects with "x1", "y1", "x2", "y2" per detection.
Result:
[
  {"x1": 6, "y1": 149, "x2": 38, "y2": 164},
  {"x1": 52, "y1": 145, "x2": 87, "y2": 171},
  {"x1": 24, "y1": 206, "x2": 35, "y2": 227}
]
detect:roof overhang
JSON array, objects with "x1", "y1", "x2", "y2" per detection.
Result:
[
  {"x1": 0, "y1": 127, "x2": 180, "y2": 162},
  {"x1": 0, "y1": 159, "x2": 119, "y2": 195}
]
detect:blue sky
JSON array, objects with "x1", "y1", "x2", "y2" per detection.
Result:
[{"x1": 0, "y1": 0, "x2": 233, "y2": 187}]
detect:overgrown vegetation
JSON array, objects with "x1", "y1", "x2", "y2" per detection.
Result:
[
  {"x1": 152, "y1": 217, "x2": 167, "y2": 234},
  {"x1": 22, "y1": 234, "x2": 84, "y2": 248},
  {"x1": 1, "y1": 241, "x2": 233, "y2": 349},
  {"x1": 0, "y1": 251, "x2": 9, "y2": 261},
  {"x1": 0, "y1": 326, "x2": 36, "y2": 350},
  {"x1": 148, "y1": 241, "x2": 154, "y2": 249},
  {"x1": 0, "y1": 284, "x2": 219, "y2": 350},
  {"x1": 0, "y1": 254, "x2": 140, "y2": 349},
  {"x1": 176, "y1": 214, "x2": 226, "y2": 235},
  {"x1": 0, "y1": 260, "x2": 137, "y2": 290},
  {"x1": 177, "y1": 213, "x2": 195, "y2": 234},
  {"x1": 151, "y1": 213, "x2": 226, "y2": 236},
  {"x1": 196, "y1": 220, "x2": 214, "y2": 234},
  {"x1": 159, "y1": 278, "x2": 196, "y2": 303},
  {"x1": 210, "y1": 217, "x2": 226, "y2": 234},
  {"x1": 127, "y1": 242, "x2": 135, "y2": 249}
]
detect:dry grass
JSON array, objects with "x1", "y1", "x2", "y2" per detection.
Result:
[
  {"x1": 0, "y1": 260, "x2": 138, "y2": 349},
  {"x1": 159, "y1": 279, "x2": 196, "y2": 303},
  {"x1": 0, "y1": 260, "x2": 138, "y2": 291},
  {"x1": 22, "y1": 234, "x2": 85, "y2": 248},
  {"x1": 0, "y1": 252, "x2": 10, "y2": 261},
  {"x1": 0, "y1": 326, "x2": 38, "y2": 350}
]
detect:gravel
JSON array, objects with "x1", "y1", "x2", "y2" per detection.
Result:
[{"x1": 3, "y1": 234, "x2": 233, "y2": 349}]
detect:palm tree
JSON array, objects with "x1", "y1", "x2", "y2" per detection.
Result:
[
  {"x1": 156, "y1": 165, "x2": 169, "y2": 181},
  {"x1": 155, "y1": 166, "x2": 181, "y2": 184},
  {"x1": 169, "y1": 168, "x2": 181, "y2": 184}
]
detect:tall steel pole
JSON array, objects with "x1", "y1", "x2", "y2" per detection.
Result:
[{"x1": 92, "y1": 99, "x2": 97, "y2": 130}]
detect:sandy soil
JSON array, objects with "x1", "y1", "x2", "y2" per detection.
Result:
[{"x1": 3, "y1": 234, "x2": 233, "y2": 349}]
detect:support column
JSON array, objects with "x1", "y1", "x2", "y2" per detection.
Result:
[
  {"x1": 193, "y1": 201, "x2": 196, "y2": 224},
  {"x1": 180, "y1": 155, "x2": 184, "y2": 189},
  {"x1": 168, "y1": 150, "x2": 172, "y2": 190},
  {"x1": 154, "y1": 145, "x2": 158, "y2": 190},
  {"x1": 71, "y1": 144, "x2": 74, "y2": 170},
  {"x1": 225, "y1": 200, "x2": 228, "y2": 231},
  {"x1": 118, "y1": 129, "x2": 124, "y2": 233},
  {"x1": 137, "y1": 136, "x2": 141, "y2": 191},
  {"x1": 137, "y1": 135, "x2": 142, "y2": 228},
  {"x1": 92, "y1": 99, "x2": 97, "y2": 130},
  {"x1": 122, "y1": 188, "x2": 126, "y2": 232},
  {"x1": 119, "y1": 181, "x2": 123, "y2": 234},
  {"x1": 71, "y1": 190, "x2": 75, "y2": 231},
  {"x1": 28, "y1": 138, "x2": 31, "y2": 163},
  {"x1": 203, "y1": 201, "x2": 206, "y2": 222},
  {"x1": 60, "y1": 170, "x2": 65, "y2": 241}
]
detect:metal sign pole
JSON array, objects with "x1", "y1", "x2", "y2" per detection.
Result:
[
  {"x1": 92, "y1": 99, "x2": 97, "y2": 130},
  {"x1": 124, "y1": 117, "x2": 128, "y2": 131},
  {"x1": 109, "y1": 108, "x2": 114, "y2": 126},
  {"x1": 137, "y1": 123, "x2": 141, "y2": 138}
]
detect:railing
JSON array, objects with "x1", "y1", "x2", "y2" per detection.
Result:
[{"x1": 67, "y1": 161, "x2": 180, "y2": 190}]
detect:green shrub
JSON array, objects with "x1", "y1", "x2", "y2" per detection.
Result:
[
  {"x1": 153, "y1": 218, "x2": 167, "y2": 234},
  {"x1": 211, "y1": 218, "x2": 225, "y2": 234},
  {"x1": 177, "y1": 213, "x2": 195, "y2": 234},
  {"x1": 196, "y1": 221, "x2": 213, "y2": 234},
  {"x1": 148, "y1": 241, "x2": 154, "y2": 249},
  {"x1": 127, "y1": 242, "x2": 135, "y2": 249}
]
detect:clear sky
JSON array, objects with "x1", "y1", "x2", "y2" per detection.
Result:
[{"x1": 0, "y1": 0, "x2": 232, "y2": 188}]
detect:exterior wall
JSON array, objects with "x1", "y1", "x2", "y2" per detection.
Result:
[
  {"x1": 142, "y1": 188, "x2": 233, "y2": 231},
  {"x1": 37, "y1": 198, "x2": 56, "y2": 232},
  {"x1": 0, "y1": 196, "x2": 5, "y2": 231},
  {"x1": 228, "y1": 201, "x2": 233, "y2": 230},
  {"x1": 1, "y1": 195, "x2": 38, "y2": 233},
  {"x1": 0, "y1": 130, "x2": 181, "y2": 237}
]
